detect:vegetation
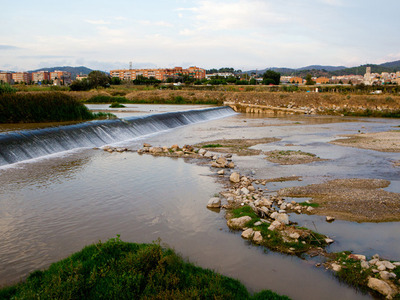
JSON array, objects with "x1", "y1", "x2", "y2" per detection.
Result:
[
  {"x1": 228, "y1": 205, "x2": 328, "y2": 254},
  {"x1": 70, "y1": 71, "x2": 111, "y2": 91},
  {"x1": 0, "y1": 92, "x2": 114, "y2": 123},
  {"x1": 109, "y1": 102, "x2": 126, "y2": 108},
  {"x1": 305, "y1": 74, "x2": 315, "y2": 85},
  {"x1": 202, "y1": 144, "x2": 224, "y2": 148},
  {"x1": 0, "y1": 83, "x2": 17, "y2": 95},
  {"x1": 0, "y1": 237, "x2": 290, "y2": 300},
  {"x1": 262, "y1": 70, "x2": 281, "y2": 85},
  {"x1": 85, "y1": 95, "x2": 129, "y2": 103}
]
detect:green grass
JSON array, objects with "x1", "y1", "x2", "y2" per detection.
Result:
[
  {"x1": 202, "y1": 144, "x2": 224, "y2": 148},
  {"x1": 0, "y1": 237, "x2": 290, "y2": 300},
  {"x1": 109, "y1": 102, "x2": 126, "y2": 108},
  {"x1": 0, "y1": 92, "x2": 115, "y2": 123}
]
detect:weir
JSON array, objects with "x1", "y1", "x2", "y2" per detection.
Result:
[{"x1": 0, "y1": 106, "x2": 236, "y2": 166}]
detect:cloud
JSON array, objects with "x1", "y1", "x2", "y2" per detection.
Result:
[
  {"x1": 85, "y1": 19, "x2": 111, "y2": 25},
  {"x1": 17, "y1": 55, "x2": 73, "y2": 59},
  {"x1": 0, "y1": 45, "x2": 20, "y2": 50}
]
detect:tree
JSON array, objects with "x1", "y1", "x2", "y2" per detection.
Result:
[
  {"x1": 305, "y1": 74, "x2": 315, "y2": 85},
  {"x1": 110, "y1": 77, "x2": 121, "y2": 85},
  {"x1": 249, "y1": 78, "x2": 257, "y2": 85},
  {"x1": 262, "y1": 70, "x2": 281, "y2": 85},
  {"x1": 87, "y1": 71, "x2": 111, "y2": 88}
]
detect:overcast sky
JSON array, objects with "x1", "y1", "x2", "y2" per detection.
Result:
[{"x1": 1, "y1": 0, "x2": 399, "y2": 72}]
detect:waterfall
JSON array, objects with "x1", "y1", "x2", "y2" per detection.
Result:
[{"x1": 0, "y1": 106, "x2": 236, "y2": 166}]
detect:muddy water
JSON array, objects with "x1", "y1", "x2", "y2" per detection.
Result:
[{"x1": 1, "y1": 107, "x2": 399, "y2": 299}]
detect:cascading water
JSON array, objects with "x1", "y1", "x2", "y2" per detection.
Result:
[{"x1": 0, "y1": 106, "x2": 236, "y2": 166}]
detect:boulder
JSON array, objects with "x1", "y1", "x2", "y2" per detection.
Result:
[
  {"x1": 227, "y1": 216, "x2": 252, "y2": 229},
  {"x1": 361, "y1": 261, "x2": 370, "y2": 269},
  {"x1": 240, "y1": 187, "x2": 250, "y2": 195},
  {"x1": 207, "y1": 197, "x2": 221, "y2": 208},
  {"x1": 348, "y1": 254, "x2": 366, "y2": 261},
  {"x1": 227, "y1": 162, "x2": 235, "y2": 168},
  {"x1": 149, "y1": 147, "x2": 163, "y2": 154},
  {"x1": 289, "y1": 232, "x2": 300, "y2": 239},
  {"x1": 382, "y1": 261, "x2": 396, "y2": 270},
  {"x1": 325, "y1": 238, "x2": 334, "y2": 244},
  {"x1": 216, "y1": 157, "x2": 227, "y2": 166},
  {"x1": 326, "y1": 216, "x2": 336, "y2": 222},
  {"x1": 171, "y1": 144, "x2": 179, "y2": 150},
  {"x1": 204, "y1": 151, "x2": 213, "y2": 158},
  {"x1": 331, "y1": 263, "x2": 342, "y2": 272},
  {"x1": 241, "y1": 228, "x2": 254, "y2": 239},
  {"x1": 307, "y1": 206, "x2": 314, "y2": 212},
  {"x1": 143, "y1": 143, "x2": 152, "y2": 147},
  {"x1": 253, "y1": 231, "x2": 263, "y2": 244},
  {"x1": 268, "y1": 220, "x2": 283, "y2": 231},
  {"x1": 230, "y1": 172, "x2": 241, "y2": 183},
  {"x1": 275, "y1": 213, "x2": 289, "y2": 225},
  {"x1": 198, "y1": 148, "x2": 207, "y2": 155},
  {"x1": 367, "y1": 277, "x2": 396, "y2": 298},
  {"x1": 217, "y1": 170, "x2": 225, "y2": 175}
]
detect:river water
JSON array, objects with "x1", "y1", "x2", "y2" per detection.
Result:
[{"x1": 1, "y1": 105, "x2": 399, "y2": 299}]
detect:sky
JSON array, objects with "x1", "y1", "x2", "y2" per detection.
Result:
[{"x1": 1, "y1": 0, "x2": 399, "y2": 72}]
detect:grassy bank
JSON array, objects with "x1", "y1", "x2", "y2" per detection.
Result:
[
  {"x1": 0, "y1": 237, "x2": 289, "y2": 300},
  {"x1": 0, "y1": 92, "x2": 114, "y2": 123}
]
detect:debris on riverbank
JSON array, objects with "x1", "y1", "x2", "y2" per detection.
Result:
[
  {"x1": 264, "y1": 150, "x2": 327, "y2": 165},
  {"x1": 277, "y1": 178, "x2": 400, "y2": 222},
  {"x1": 331, "y1": 130, "x2": 400, "y2": 153}
]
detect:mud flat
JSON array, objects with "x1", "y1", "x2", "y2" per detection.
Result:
[
  {"x1": 331, "y1": 130, "x2": 400, "y2": 153},
  {"x1": 278, "y1": 178, "x2": 400, "y2": 222},
  {"x1": 264, "y1": 150, "x2": 326, "y2": 165}
]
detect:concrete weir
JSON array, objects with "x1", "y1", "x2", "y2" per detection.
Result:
[{"x1": 225, "y1": 101, "x2": 310, "y2": 115}]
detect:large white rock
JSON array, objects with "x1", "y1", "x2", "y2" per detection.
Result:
[
  {"x1": 253, "y1": 231, "x2": 263, "y2": 244},
  {"x1": 382, "y1": 261, "x2": 396, "y2": 270},
  {"x1": 367, "y1": 277, "x2": 396, "y2": 298},
  {"x1": 207, "y1": 197, "x2": 221, "y2": 208},
  {"x1": 268, "y1": 220, "x2": 283, "y2": 231},
  {"x1": 230, "y1": 172, "x2": 241, "y2": 183},
  {"x1": 227, "y1": 216, "x2": 252, "y2": 229},
  {"x1": 241, "y1": 228, "x2": 254, "y2": 239},
  {"x1": 276, "y1": 213, "x2": 289, "y2": 225},
  {"x1": 331, "y1": 263, "x2": 342, "y2": 272},
  {"x1": 198, "y1": 148, "x2": 207, "y2": 155},
  {"x1": 216, "y1": 156, "x2": 227, "y2": 166},
  {"x1": 240, "y1": 187, "x2": 250, "y2": 195}
]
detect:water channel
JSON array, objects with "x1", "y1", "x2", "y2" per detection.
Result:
[{"x1": 0, "y1": 104, "x2": 399, "y2": 299}]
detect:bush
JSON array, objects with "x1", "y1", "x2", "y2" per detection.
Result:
[
  {"x1": 0, "y1": 83, "x2": 17, "y2": 95},
  {"x1": 0, "y1": 92, "x2": 113, "y2": 123},
  {"x1": 86, "y1": 95, "x2": 129, "y2": 103}
]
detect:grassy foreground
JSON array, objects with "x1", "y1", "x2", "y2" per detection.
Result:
[
  {"x1": 0, "y1": 92, "x2": 114, "y2": 123},
  {"x1": 0, "y1": 237, "x2": 289, "y2": 300}
]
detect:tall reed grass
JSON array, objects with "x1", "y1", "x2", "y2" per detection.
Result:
[{"x1": 0, "y1": 92, "x2": 113, "y2": 123}]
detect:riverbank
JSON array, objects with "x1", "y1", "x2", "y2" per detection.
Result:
[{"x1": 0, "y1": 237, "x2": 288, "y2": 300}]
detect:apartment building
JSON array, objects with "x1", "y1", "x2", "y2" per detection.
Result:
[
  {"x1": 110, "y1": 66, "x2": 206, "y2": 81},
  {"x1": 50, "y1": 71, "x2": 72, "y2": 85},
  {"x1": 32, "y1": 71, "x2": 50, "y2": 83},
  {"x1": 12, "y1": 72, "x2": 32, "y2": 83},
  {"x1": 0, "y1": 72, "x2": 13, "y2": 84}
]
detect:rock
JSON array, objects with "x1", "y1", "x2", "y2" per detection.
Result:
[
  {"x1": 270, "y1": 212, "x2": 278, "y2": 219},
  {"x1": 253, "y1": 231, "x2": 263, "y2": 244},
  {"x1": 162, "y1": 146, "x2": 169, "y2": 152},
  {"x1": 198, "y1": 148, "x2": 207, "y2": 155},
  {"x1": 207, "y1": 197, "x2": 221, "y2": 208},
  {"x1": 331, "y1": 263, "x2": 342, "y2": 272},
  {"x1": 373, "y1": 254, "x2": 380, "y2": 259},
  {"x1": 248, "y1": 185, "x2": 255, "y2": 192},
  {"x1": 240, "y1": 187, "x2": 250, "y2": 195},
  {"x1": 382, "y1": 261, "x2": 396, "y2": 270},
  {"x1": 348, "y1": 254, "x2": 366, "y2": 261},
  {"x1": 325, "y1": 238, "x2": 334, "y2": 244},
  {"x1": 269, "y1": 220, "x2": 283, "y2": 231},
  {"x1": 393, "y1": 262, "x2": 400, "y2": 266},
  {"x1": 171, "y1": 144, "x2": 179, "y2": 150},
  {"x1": 361, "y1": 261, "x2": 370, "y2": 269},
  {"x1": 378, "y1": 264, "x2": 386, "y2": 271},
  {"x1": 176, "y1": 151, "x2": 184, "y2": 155},
  {"x1": 289, "y1": 232, "x2": 300, "y2": 239},
  {"x1": 372, "y1": 269, "x2": 379, "y2": 274},
  {"x1": 230, "y1": 172, "x2": 241, "y2": 183},
  {"x1": 216, "y1": 156, "x2": 227, "y2": 166},
  {"x1": 227, "y1": 216, "x2": 252, "y2": 229},
  {"x1": 367, "y1": 277, "x2": 396, "y2": 298},
  {"x1": 254, "y1": 221, "x2": 262, "y2": 226},
  {"x1": 143, "y1": 143, "x2": 152, "y2": 147},
  {"x1": 379, "y1": 271, "x2": 395, "y2": 280},
  {"x1": 149, "y1": 147, "x2": 163, "y2": 154},
  {"x1": 241, "y1": 228, "x2": 254, "y2": 239},
  {"x1": 227, "y1": 162, "x2": 235, "y2": 168},
  {"x1": 183, "y1": 144, "x2": 194, "y2": 152},
  {"x1": 307, "y1": 206, "x2": 314, "y2": 212},
  {"x1": 275, "y1": 213, "x2": 289, "y2": 225},
  {"x1": 369, "y1": 258, "x2": 379, "y2": 265},
  {"x1": 326, "y1": 216, "x2": 335, "y2": 222},
  {"x1": 204, "y1": 151, "x2": 213, "y2": 158},
  {"x1": 217, "y1": 170, "x2": 225, "y2": 175}
]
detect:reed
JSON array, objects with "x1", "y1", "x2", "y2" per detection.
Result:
[{"x1": 0, "y1": 92, "x2": 113, "y2": 123}]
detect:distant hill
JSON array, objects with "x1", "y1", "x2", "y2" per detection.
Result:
[
  {"x1": 244, "y1": 60, "x2": 400, "y2": 77},
  {"x1": 28, "y1": 66, "x2": 94, "y2": 79}
]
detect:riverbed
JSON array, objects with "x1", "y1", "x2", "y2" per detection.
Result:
[{"x1": 1, "y1": 105, "x2": 399, "y2": 299}]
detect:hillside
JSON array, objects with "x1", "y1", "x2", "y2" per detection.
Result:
[{"x1": 28, "y1": 66, "x2": 94, "y2": 79}]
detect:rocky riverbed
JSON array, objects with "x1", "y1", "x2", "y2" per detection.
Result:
[{"x1": 103, "y1": 139, "x2": 400, "y2": 299}]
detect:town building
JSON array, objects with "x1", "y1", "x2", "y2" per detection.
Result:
[
  {"x1": 315, "y1": 77, "x2": 330, "y2": 84},
  {"x1": 32, "y1": 71, "x2": 50, "y2": 83},
  {"x1": 0, "y1": 72, "x2": 13, "y2": 84},
  {"x1": 110, "y1": 66, "x2": 206, "y2": 81},
  {"x1": 75, "y1": 74, "x2": 88, "y2": 81},
  {"x1": 205, "y1": 72, "x2": 235, "y2": 79},
  {"x1": 290, "y1": 77, "x2": 303, "y2": 84},
  {"x1": 12, "y1": 72, "x2": 32, "y2": 84},
  {"x1": 50, "y1": 71, "x2": 72, "y2": 85}
]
